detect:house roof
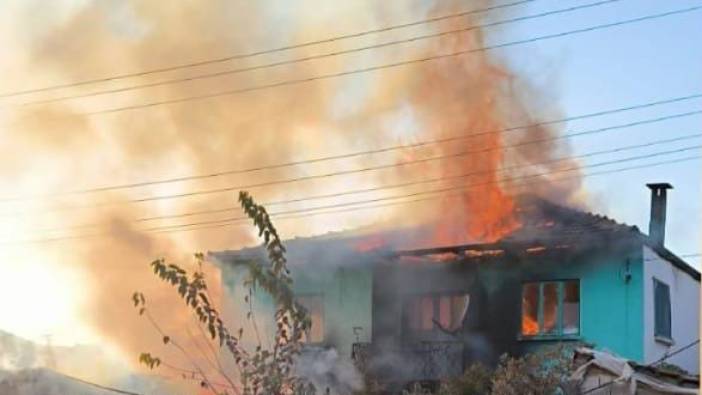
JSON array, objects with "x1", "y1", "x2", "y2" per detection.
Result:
[
  {"x1": 394, "y1": 196, "x2": 701, "y2": 281},
  {"x1": 211, "y1": 195, "x2": 700, "y2": 281},
  {"x1": 572, "y1": 347, "x2": 699, "y2": 393}
]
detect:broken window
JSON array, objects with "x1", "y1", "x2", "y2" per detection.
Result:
[
  {"x1": 563, "y1": 281, "x2": 580, "y2": 335},
  {"x1": 521, "y1": 280, "x2": 579, "y2": 337},
  {"x1": 653, "y1": 279, "x2": 671, "y2": 340},
  {"x1": 521, "y1": 283, "x2": 539, "y2": 336},
  {"x1": 297, "y1": 295, "x2": 324, "y2": 343},
  {"x1": 404, "y1": 293, "x2": 470, "y2": 333},
  {"x1": 542, "y1": 283, "x2": 558, "y2": 334}
]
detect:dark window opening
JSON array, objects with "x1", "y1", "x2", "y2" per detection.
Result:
[
  {"x1": 521, "y1": 280, "x2": 580, "y2": 337},
  {"x1": 653, "y1": 279, "x2": 672, "y2": 340},
  {"x1": 404, "y1": 293, "x2": 470, "y2": 333}
]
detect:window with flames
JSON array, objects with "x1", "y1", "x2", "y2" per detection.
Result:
[
  {"x1": 296, "y1": 295, "x2": 324, "y2": 343},
  {"x1": 521, "y1": 280, "x2": 580, "y2": 337},
  {"x1": 404, "y1": 293, "x2": 470, "y2": 333}
]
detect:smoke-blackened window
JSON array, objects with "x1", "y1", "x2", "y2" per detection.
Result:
[
  {"x1": 521, "y1": 280, "x2": 580, "y2": 338},
  {"x1": 297, "y1": 295, "x2": 324, "y2": 343},
  {"x1": 404, "y1": 293, "x2": 469, "y2": 333},
  {"x1": 563, "y1": 281, "x2": 580, "y2": 335},
  {"x1": 521, "y1": 283, "x2": 539, "y2": 336}
]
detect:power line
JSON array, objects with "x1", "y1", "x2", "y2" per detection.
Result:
[
  {"x1": 15, "y1": 0, "x2": 620, "y2": 107},
  {"x1": 21, "y1": 131, "x2": 698, "y2": 234},
  {"x1": 0, "y1": 0, "x2": 535, "y2": 98},
  {"x1": 149, "y1": 155, "x2": 702, "y2": 234},
  {"x1": 2, "y1": 92, "x2": 699, "y2": 203},
  {"x1": 88, "y1": 5, "x2": 702, "y2": 115},
  {"x1": 649, "y1": 339, "x2": 700, "y2": 366},
  {"x1": 104, "y1": 111, "x2": 702, "y2": 204},
  {"x1": 52, "y1": 370, "x2": 143, "y2": 395},
  {"x1": 83, "y1": 155, "x2": 702, "y2": 237},
  {"x1": 581, "y1": 339, "x2": 700, "y2": 394},
  {"x1": 0, "y1": 109, "x2": 698, "y2": 219},
  {"x1": 136, "y1": 132, "x2": 702, "y2": 222},
  {"x1": 0, "y1": 110, "x2": 702, "y2": 227},
  {"x1": 6, "y1": 151, "x2": 698, "y2": 244},
  {"x1": 5, "y1": 130, "x2": 695, "y2": 241},
  {"x1": 139, "y1": 145, "x2": 702, "y2": 231}
]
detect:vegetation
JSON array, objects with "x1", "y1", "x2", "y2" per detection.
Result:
[
  {"x1": 132, "y1": 191, "x2": 313, "y2": 395},
  {"x1": 490, "y1": 345, "x2": 576, "y2": 395},
  {"x1": 437, "y1": 363, "x2": 492, "y2": 395},
  {"x1": 130, "y1": 191, "x2": 578, "y2": 395},
  {"x1": 397, "y1": 345, "x2": 577, "y2": 395}
]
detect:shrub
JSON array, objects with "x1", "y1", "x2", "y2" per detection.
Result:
[{"x1": 438, "y1": 363, "x2": 492, "y2": 395}]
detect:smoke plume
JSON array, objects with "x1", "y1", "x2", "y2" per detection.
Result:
[{"x1": 0, "y1": 0, "x2": 583, "y2": 389}]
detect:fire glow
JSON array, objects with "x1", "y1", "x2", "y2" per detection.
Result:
[{"x1": 0, "y1": 1, "x2": 585, "y2": 392}]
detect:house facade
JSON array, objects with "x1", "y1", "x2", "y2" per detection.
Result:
[{"x1": 211, "y1": 184, "x2": 700, "y2": 387}]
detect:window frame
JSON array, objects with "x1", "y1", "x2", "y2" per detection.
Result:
[
  {"x1": 519, "y1": 279, "x2": 581, "y2": 340},
  {"x1": 402, "y1": 291, "x2": 470, "y2": 334},
  {"x1": 296, "y1": 293, "x2": 325, "y2": 344},
  {"x1": 652, "y1": 278, "x2": 673, "y2": 343}
]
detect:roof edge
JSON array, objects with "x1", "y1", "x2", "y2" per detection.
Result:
[{"x1": 638, "y1": 234, "x2": 701, "y2": 282}]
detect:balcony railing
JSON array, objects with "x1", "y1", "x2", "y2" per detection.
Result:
[{"x1": 352, "y1": 341, "x2": 463, "y2": 381}]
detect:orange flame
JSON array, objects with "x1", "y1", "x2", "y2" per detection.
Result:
[
  {"x1": 354, "y1": 236, "x2": 386, "y2": 252},
  {"x1": 521, "y1": 315, "x2": 539, "y2": 336}
]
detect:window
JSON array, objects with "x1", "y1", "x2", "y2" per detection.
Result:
[
  {"x1": 404, "y1": 293, "x2": 470, "y2": 332},
  {"x1": 297, "y1": 295, "x2": 324, "y2": 343},
  {"x1": 521, "y1": 280, "x2": 579, "y2": 337},
  {"x1": 653, "y1": 279, "x2": 672, "y2": 340}
]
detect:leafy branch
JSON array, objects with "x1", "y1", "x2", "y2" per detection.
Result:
[{"x1": 132, "y1": 191, "x2": 313, "y2": 395}]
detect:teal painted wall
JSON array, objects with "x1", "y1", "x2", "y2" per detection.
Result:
[
  {"x1": 218, "y1": 261, "x2": 373, "y2": 360},
  {"x1": 578, "y1": 252, "x2": 644, "y2": 361},
  {"x1": 293, "y1": 266, "x2": 373, "y2": 359},
  {"x1": 218, "y1": 242, "x2": 645, "y2": 364},
  {"x1": 478, "y1": 245, "x2": 645, "y2": 362}
]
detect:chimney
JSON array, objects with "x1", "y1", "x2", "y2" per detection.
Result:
[{"x1": 646, "y1": 183, "x2": 673, "y2": 247}]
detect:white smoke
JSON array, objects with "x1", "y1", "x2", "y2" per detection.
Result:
[{"x1": 296, "y1": 347, "x2": 364, "y2": 395}]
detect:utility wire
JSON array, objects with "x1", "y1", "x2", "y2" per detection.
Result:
[
  {"x1": 581, "y1": 339, "x2": 701, "y2": 394},
  {"x1": 0, "y1": 0, "x2": 535, "y2": 98},
  {"x1": 0, "y1": 109, "x2": 698, "y2": 227},
  {"x1": 89, "y1": 5, "x2": 702, "y2": 115},
  {"x1": 147, "y1": 155, "x2": 701, "y2": 235},
  {"x1": 15, "y1": 0, "x2": 619, "y2": 107},
  {"x1": 107, "y1": 111, "x2": 702, "y2": 204},
  {"x1": 649, "y1": 339, "x2": 701, "y2": 366},
  {"x1": 140, "y1": 145, "x2": 702, "y2": 231},
  {"x1": 4, "y1": 151, "x2": 698, "y2": 244},
  {"x1": 0, "y1": 109, "x2": 698, "y2": 218},
  {"x1": 136, "y1": 132, "x2": 702, "y2": 222},
  {"x1": 0, "y1": 108, "x2": 699, "y2": 232},
  {"x1": 19, "y1": 131, "x2": 698, "y2": 233},
  {"x1": 34, "y1": 155, "x2": 702, "y2": 241},
  {"x1": 1, "y1": 92, "x2": 699, "y2": 202},
  {"x1": 52, "y1": 370, "x2": 143, "y2": 395}
]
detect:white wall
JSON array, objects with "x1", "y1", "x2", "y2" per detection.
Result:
[{"x1": 643, "y1": 246, "x2": 700, "y2": 373}]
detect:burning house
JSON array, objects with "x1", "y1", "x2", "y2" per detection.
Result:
[{"x1": 211, "y1": 183, "x2": 700, "y2": 389}]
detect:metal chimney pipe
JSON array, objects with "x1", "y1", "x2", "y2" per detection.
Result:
[{"x1": 646, "y1": 183, "x2": 673, "y2": 247}]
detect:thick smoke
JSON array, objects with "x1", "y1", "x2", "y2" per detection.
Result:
[
  {"x1": 0, "y1": 0, "x2": 583, "y2": 390},
  {"x1": 296, "y1": 347, "x2": 364, "y2": 395}
]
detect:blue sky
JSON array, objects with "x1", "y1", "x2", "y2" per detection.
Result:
[{"x1": 489, "y1": 0, "x2": 701, "y2": 267}]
